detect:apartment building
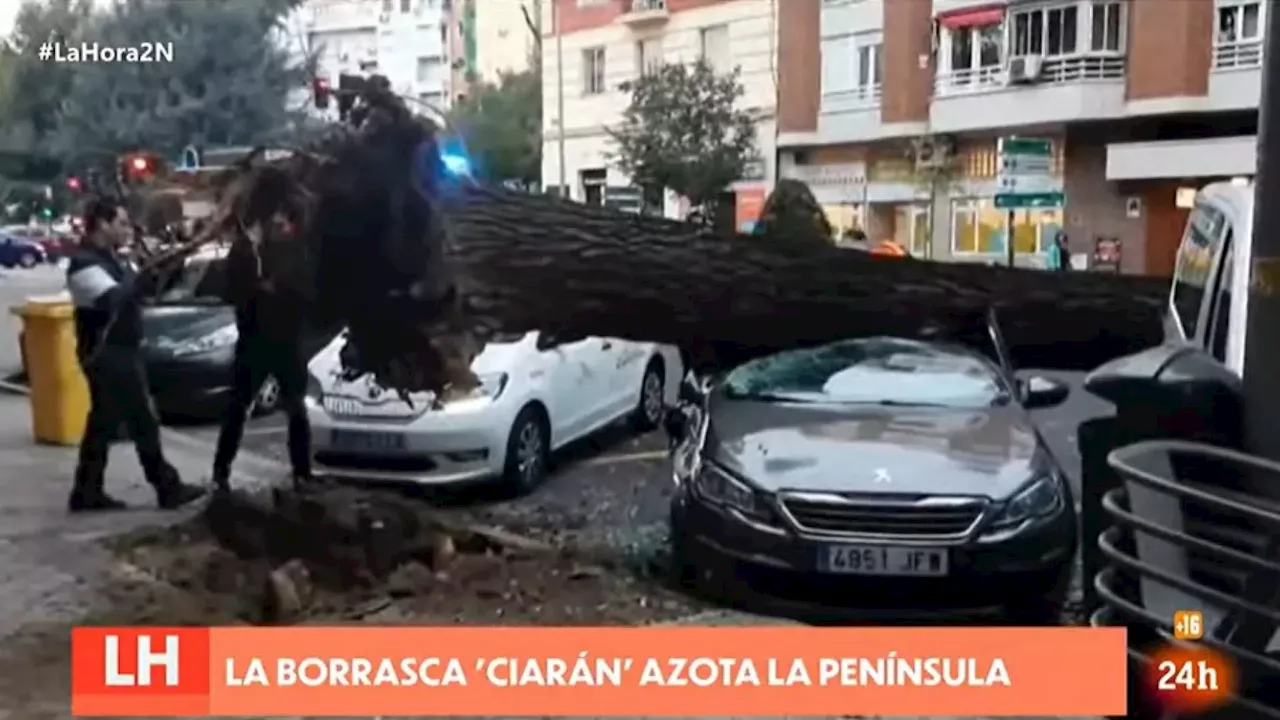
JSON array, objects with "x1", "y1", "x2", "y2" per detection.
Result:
[
  {"x1": 778, "y1": 0, "x2": 1262, "y2": 274},
  {"x1": 474, "y1": 0, "x2": 541, "y2": 82},
  {"x1": 299, "y1": 0, "x2": 457, "y2": 118},
  {"x1": 541, "y1": 0, "x2": 779, "y2": 222}
]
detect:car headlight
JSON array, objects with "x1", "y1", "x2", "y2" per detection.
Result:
[
  {"x1": 991, "y1": 475, "x2": 1063, "y2": 528},
  {"x1": 170, "y1": 325, "x2": 238, "y2": 357},
  {"x1": 694, "y1": 463, "x2": 775, "y2": 523},
  {"x1": 442, "y1": 372, "x2": 507, "y2": 405}
]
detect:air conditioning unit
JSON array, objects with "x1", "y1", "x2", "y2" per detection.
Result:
[{"x1": 1006, "y1": 55, "x2": 1044, "y2": 84}]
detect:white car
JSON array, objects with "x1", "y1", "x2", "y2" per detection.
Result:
[{"x1": 304, "y1": 332, "x2": 682, "y2": 491}]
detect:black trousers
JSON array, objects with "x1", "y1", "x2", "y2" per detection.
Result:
[
  {"x1": 74, "y1": 347, "x2": 179, "y2": 495},
  {"x1": 213, "y1": 335, "x2": 311, "y2": 479}
]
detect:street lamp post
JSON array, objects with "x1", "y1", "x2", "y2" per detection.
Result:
[
  {"x1": 1244, "y1": 3, "x2": 1280, "y2": 464},
  {"x1": 555, "y1": 0, "x2": 567, "y2": 195}
]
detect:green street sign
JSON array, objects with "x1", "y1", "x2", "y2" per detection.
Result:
[
  {"x1": 994, "y1": 192, "x2": 1064, "y2": 209},
  {"x1": 998, "y1": 137, "x2": 1052, "y2": 156}
]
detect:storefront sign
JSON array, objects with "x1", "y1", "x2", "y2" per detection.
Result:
[
  {"x1": 735, "y1": 187, "x2": 767, "y2": 233},
  {"x1": 781, "y1": 162, "x2": 866, "y2": 189}
]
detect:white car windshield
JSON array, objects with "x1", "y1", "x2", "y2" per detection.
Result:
[{"x1": 722, "y1": 338, "x2": 1010, "y2": 408}]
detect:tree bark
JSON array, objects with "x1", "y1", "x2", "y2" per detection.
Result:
[{"x1": 439, "y1": 185, "x2": 1168, "y2": 374}]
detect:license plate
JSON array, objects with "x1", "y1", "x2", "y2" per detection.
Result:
[
  {"x1": 330, "y1": 430, "x2": 406, "y2": 452},
  {"x1": 821, "y1": 545, "x2": 948, "y2": 576}
]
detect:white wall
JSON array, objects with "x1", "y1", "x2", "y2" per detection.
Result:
[
  {"x1": 475, "y1": 0, "x2": 538, "y2": 82},
  {"x1": 540, "y1": 0, "x2": 778, "y2": 202}
]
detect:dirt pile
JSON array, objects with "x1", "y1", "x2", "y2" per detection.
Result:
[{"x1": 107, "y1": 483, "x2": 704, "y2": 627}]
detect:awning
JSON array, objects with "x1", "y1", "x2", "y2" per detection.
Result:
[
  {"x1": 1105, "y1": 136, "x2": 1257, "y2": 180},
  {"x1": 937, "y1": 5, "x2": 1005, "y2": 30}
]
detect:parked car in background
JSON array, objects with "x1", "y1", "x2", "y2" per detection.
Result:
[
  {"x1": 0, "y1": 230, "x2": 47, "y2": 268},
  {"x1": 664, "y1": 336, "x2": 1074, "y2": 622},
  {"x1": 305, "y1": 332, "x2": 682, "y2": 493},
  {"x1": 2, "y1": 225, "x2": 72, "y2": 261},
  {"x1": 141, "y1": 247, "x2": 329, "y2": 419}
]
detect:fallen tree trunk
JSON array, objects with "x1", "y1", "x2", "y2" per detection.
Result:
[
  {"x1": 207, "y1": 80, "x2": 1168, "y2": 393},
  {"x1": 441, "y1": 185, "x2": 1168, "y2": 374}
]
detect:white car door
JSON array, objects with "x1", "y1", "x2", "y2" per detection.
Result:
[
  {"x1": 604, "y1": 338, "x2": 650, "y2": 416},
  {"x1": 544, "y1": 338, "x2": 605, "y2": 445}
]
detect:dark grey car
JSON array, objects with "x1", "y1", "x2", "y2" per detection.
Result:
[{"x1": 665, "y1": 336, "x2": 1076, "y2": 621}]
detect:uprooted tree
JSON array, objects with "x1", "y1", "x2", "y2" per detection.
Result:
[
  {"x1": 152, "y1": 78, "x2": 1168, "y2": 598},
  {"x1": 174, "y1": 77, "x2": 1166, "y2": 401}
]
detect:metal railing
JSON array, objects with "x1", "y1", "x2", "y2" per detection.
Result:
[
  {"x1": 935, "y1": 55, "x2": 1125, "y2": 97},
  {"x1": 1091, "y1": 439, "x2": 1280, "y2": 718},
  {"x1": 1214, "y1": 40, "x2": 1264, "y2": 70},
  {"x1": 821, "y1": 83, "x2": 882, "y2": 107}
]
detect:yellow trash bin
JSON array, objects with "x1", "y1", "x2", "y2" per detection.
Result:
[{"x1": 11, "y1": 293, "x2": 89, "y2": 445}]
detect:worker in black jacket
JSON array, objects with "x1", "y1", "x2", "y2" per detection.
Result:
[
  {"x1": 210, "y1": 207, "x2": 314, "y2": 492},
  {"x1": 65, "y1": 197, "x2": 208, "y2": 512}
]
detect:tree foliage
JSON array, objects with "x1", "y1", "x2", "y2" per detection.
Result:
[
  {"x1": 0, "y1": 0, "x2": 310, "y2": 177},
  {"x1": 608, "y1": 60, "x2": 757, "y2": 212},
  {"x1": 751, "y1": 178, "x2": 834, "y2": 247},
  {"x1": 446, "y1": 69, "x2": 541, "y2": 187}
]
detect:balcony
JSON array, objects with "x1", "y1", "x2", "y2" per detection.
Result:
[
  {"x1": 1214, "y1": 39, "x2": 1263, "y2": 70},
  {"x1": 931, "y1": 54, "x2": 1126, "y2": 133},
  {"x1": 618, "y1": 0, "x2": 669, "y2": 26}
]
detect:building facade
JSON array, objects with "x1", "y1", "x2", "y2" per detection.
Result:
[
  {"x1": 778, "y1": 0, "x2": 1263, "y2": 273},
  {"x1": 299, "y1": 0, "x2": 456, "y2": 117},
  {"x1": 541, "y1": 0, "x2": 779, "y2": 222},
  {"x1": 474, "y1": 0, "x2": 541, "y2": 82}
]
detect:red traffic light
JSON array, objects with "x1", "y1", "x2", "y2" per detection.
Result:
[
  {"x1": 131, "y1": 156, "x2": 149, "y2": 172},
  {"x1": 312, "y1": 77, "x2": 331, "y2": 109},
  {"x1": 65, "y1": 176, "x2": 81, "y2": 191}
]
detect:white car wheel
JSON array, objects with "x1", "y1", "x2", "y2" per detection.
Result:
[
  {"x1": 251, "y1": 377, "x2": 281, "y2": 416},
  {"x1": 630, "y1": 359, "x2": 665, "y2": 432},
  {"x1": 502, "y1": 406, "x2": 549, "y2": 494}
]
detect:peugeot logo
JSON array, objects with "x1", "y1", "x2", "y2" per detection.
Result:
[{"x1": 873, "y1": 468, "x2": 892, "y2": 483}]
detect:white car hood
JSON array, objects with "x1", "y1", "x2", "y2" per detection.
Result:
[{"x1": 308, "y1": 332, "x2": 531, "y2": 401}]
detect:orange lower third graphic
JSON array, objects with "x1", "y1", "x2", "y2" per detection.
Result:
[{"x1": 72, "y1": 626, "x2": 1129, "y2": 717}]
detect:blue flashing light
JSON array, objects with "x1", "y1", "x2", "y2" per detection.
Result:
[{"x1": 441, "y1": 153, "x2": 472, "y2": 177}]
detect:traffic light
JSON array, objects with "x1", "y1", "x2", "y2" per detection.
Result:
[
  {"x1": 312, "y1": 77, "x2": 331, "y2": 109},
  {"x1": 65, "y1": 176, "x2": 82, "y2": 192},
  {"x1": 130, "y1": 155, "x2": 150, "y2": 173}
]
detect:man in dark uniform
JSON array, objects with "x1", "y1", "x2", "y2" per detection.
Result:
[
  {"x1": 210, "y1": 206, "x2": 314, "y2": 492},
  {"x1": 65, "y1": 197, "x2": 207, "y2": 512}
]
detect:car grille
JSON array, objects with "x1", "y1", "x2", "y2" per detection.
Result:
[
  {"x1": 778, "y1": 493, "x2": 986, "y2": 539},
  {"x1": 322, "y1": 395, "x2": 421, "y2": 419}
]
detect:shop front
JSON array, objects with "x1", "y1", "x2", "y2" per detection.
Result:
[{"x1": 778, "y1": 161, "x2": 868, "y2": 241}]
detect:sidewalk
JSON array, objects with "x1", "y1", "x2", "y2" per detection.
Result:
[{"x1": 0, "y1": 391, "x2": 278, "y2": 641}]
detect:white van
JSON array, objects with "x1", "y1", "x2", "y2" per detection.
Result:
[{"x1": 1165, "y1": 181, "x2": 1253, "y2": 376}]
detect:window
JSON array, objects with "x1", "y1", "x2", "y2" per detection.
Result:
[
  {"x1": 582, "y1": 46, "x2": 605, "y2": 94},
  {"x1": 382, "y1": 0, "x2": 392, "y2": 12},
  {"x1": 825, "y1": 204, "x2": 865, "y2": 239},
  {"x1": 1170, "y1": 203, "x2": 1229, "y2": 339},
  {"x1": 400, "y1": 0, "x2": 412, "y2": 11},
  {"x1": 580, "y1": 168, "x2": 606, "y2": 205},
  {"x1": 951, "y1": 199, "x2": 1061, "y2": 255},
  {"x1": 1207, "y1": 234, "x2": 1234, "y2": 361},
  {"x1": 856, "y1": 42, "x2": 882, "y2": 89},
  {"x1": 1217, "y1": 0, "x2": 1263, "y2": 44},
  {"x1": 699, "y1": 24, "x2": 730, "y2": 71},
  {"x1": 1090, "y1": 1, "x2": 1123, "y2": 52},
  {"x1": 636, "y1": 37, "x2": 662, "y2": 75},
  {"x1": 946, "y1": 24, "x2": 1003, "y2": 74},
  {"x1": 895, "y1": 204, "x2": 930, "y2": 256},
  {"x1": 416, "y1": 56, "x2": 442, "y2": 82},
  {"x1": 1012, "y1": 5, "x2": 1077, "y2": 57}
]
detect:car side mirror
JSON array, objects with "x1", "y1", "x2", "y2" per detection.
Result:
[
  {"x1": 1021, "y1": 375, "x2": 1069, "y2": 409},
  {"x1": 677, "y1": 371, "x2": 709, "y2": 405}
]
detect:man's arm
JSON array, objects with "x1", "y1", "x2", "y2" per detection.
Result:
[{"x1": 66, "y1": 254, "x2": 134, "y2": 313}]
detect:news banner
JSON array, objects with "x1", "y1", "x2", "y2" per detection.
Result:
[{"x1": 70, "y1": 618, "x2": 1230, "y2": 716}]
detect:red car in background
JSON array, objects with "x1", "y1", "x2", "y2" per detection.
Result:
[{"x1": 1, "y1": 224, "x2": 75, "y2": 261}]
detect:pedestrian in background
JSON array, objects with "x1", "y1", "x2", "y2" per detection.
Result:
[
  {"x1": 65, "y1": 197, "x2": 207, "y2": 512},
  {"x1": 1046, "y1": 230, "x2": 1071, "y2": 271}
]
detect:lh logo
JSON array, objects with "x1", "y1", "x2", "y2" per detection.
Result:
[{"x1": 104, "y1": 633, "x2": 180, "y2": 686}]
